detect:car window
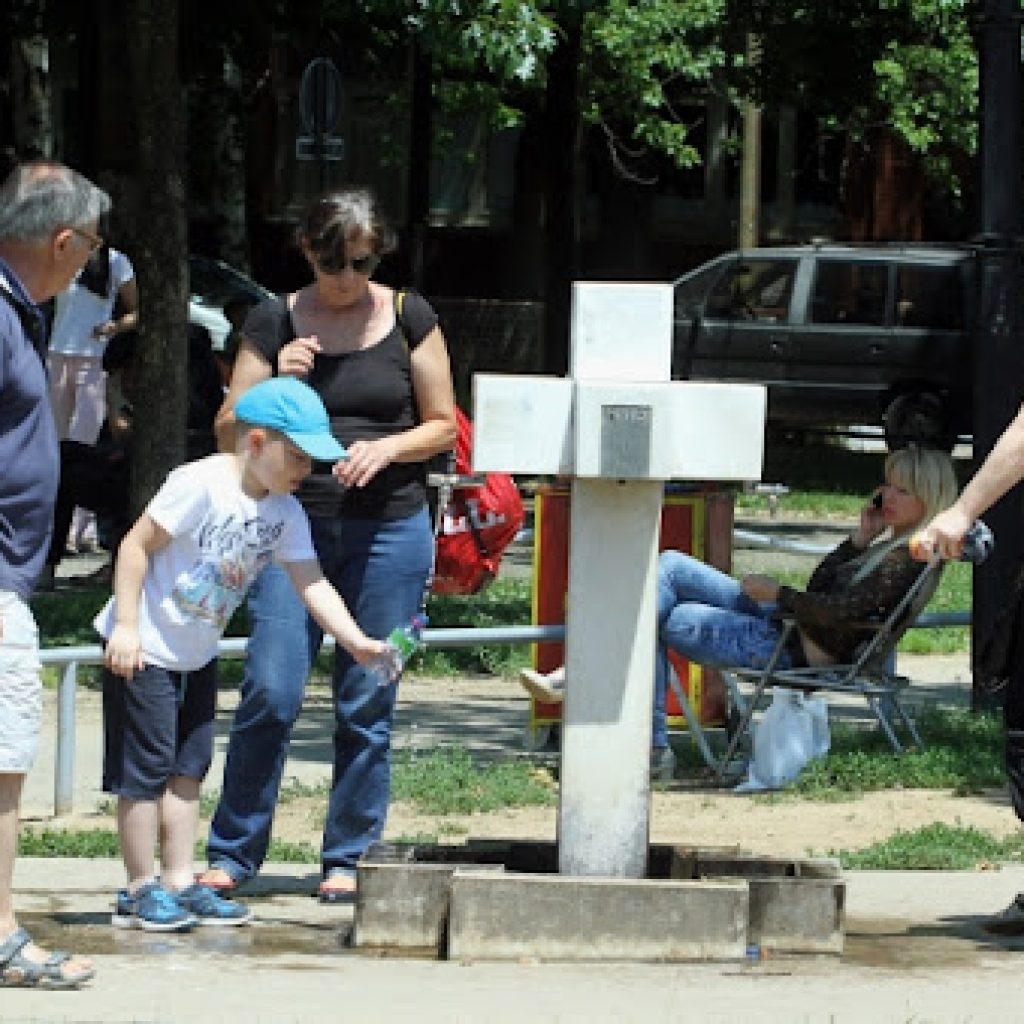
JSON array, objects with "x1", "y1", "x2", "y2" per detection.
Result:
[
  {"x1": 188, "y1": 256, "x2": 272, "y2": 307},
  {"x1": 675, "y1": 263, "x2": 725, "y2": 318},
  {"x1": 810, "y1": 260, "x2": 887, "y2": 326},
  {"x1": 704, "y1": 258, "x2": 797, "y2": 321},
  {"x1": 895, "y1": 263, "x2": 964, "y2": 330}
]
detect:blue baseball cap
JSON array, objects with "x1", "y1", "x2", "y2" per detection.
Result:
[{"x1": 234, "y1": 377, "x2": 347, "y2": 462}]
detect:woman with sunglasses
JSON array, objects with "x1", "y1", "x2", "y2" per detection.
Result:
[{"x1": 200, "y1": 188, "x2": 456, "y2": 902}]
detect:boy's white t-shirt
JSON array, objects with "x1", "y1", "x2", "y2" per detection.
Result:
[
  {"x1": 49, "y1": 248, "x2": 134, "y2": 357},
  {"x1": 93, "y1": 454, "x2": 316, "y2": 671}
]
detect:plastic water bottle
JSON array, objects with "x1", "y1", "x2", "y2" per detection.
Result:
[
  {"x1": 909, "y1": 519, "x2": 993, "y2": 565},
  {"x1": 368, "y1": 614, "x2": 428, "y2": 686},
  {"x1": 960, "y1": 520, "x2": 995, "y2": 565}
]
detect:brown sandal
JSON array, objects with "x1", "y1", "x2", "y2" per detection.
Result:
[
  {"x1": 318, "y1": 874, "x2": 357, "y2": 904},
  {"x1": 195, "y1": 867, "x2": 239, "y2": 894}
]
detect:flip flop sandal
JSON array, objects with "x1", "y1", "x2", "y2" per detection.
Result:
[
  {"x1": 318, "y1": 876, "x2": 357, "y2": 904},
  {"x1": 0, "y1": 928, "x2": 94, "y2": 989},
  {"x1": 194, "y1": 869, "x2": 240, "y2": 894}
]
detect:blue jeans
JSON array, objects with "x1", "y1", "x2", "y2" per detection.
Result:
[
  {"x1": 652, "y1": 550, "x2": 793, "y2": 749},
  {"x1": 206, "y1": 507, "x2": 434, "y2": 881}
]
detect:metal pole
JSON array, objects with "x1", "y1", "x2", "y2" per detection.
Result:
[
  {"x1": 738, "y1": 34, "x2": 762, "y2": 250},
  {"x1": 973, "y1": 0, "x2": 1024, "y2": 710},
  {"x1": 55, "y1": 661, "x2": 77, "y2": 816}
]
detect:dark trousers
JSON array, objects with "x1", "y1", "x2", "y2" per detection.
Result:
[
  {"x1": 985, "y1": 567, "x2": 1024, "y2": 822},
  {"x1": 47, "y1": 439, "x2": 130, "y2": 567}
]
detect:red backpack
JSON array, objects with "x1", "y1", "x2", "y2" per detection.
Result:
[{"x1": 430, "y1": 407, "x2": 524, "y2": 595}]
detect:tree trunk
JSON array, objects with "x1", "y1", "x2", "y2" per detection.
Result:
[
  {"x1": 541, "y1": 27, "x2": 583, "y2": 376},
  {"x1": 9, "y1": 35, "x2": 51, "y2": 159},
  {"x1": 188, "y1": 49, "x2": 248, "y2": 267},
  {"x1": 124, "y1": 0, "x2": 188, "y2": 518},
  {"x1": 406, "y1": 41, "x2": 432, "y2": 292},
  {"x1": 843, "y1": 129, "x2": 923, "y2": 242}
]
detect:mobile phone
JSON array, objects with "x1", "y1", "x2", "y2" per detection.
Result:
[{"x1": 872, "y1": 493, "x2": 883, "y2": 509}]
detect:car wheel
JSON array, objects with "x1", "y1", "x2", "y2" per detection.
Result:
[{"x1": 883, "y1": 391, "x2": 955, "y2": 452}]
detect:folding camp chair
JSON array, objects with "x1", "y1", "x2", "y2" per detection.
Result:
[{"x1": 665, "y1": 557, "x2": 944, "y2": 781}]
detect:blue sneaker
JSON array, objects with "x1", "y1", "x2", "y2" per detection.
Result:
[
  {"x1": 173, "y1": 883, "x2": 252, "y2": 927},
  {"x1": 112, "y1": 882, "x2": 196, "y2": 932}
]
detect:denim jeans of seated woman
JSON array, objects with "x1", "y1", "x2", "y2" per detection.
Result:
[
  {"x1": 206, "y1": 507, "x2": 433, "y2": 883},
  {"x1": 652, "y1": 550, "x2": 800, "y2": 750}
]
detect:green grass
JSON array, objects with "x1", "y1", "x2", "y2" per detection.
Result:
[
  {"x1": 418, "y1": 579, "x2": 533, "y2": 675},
  {"x1": 792, "y1": 708, "x2": 1003, "y2": 797},
  {"x1": 736, "y1": 489, "x2": 865, "y2": 520},
  {"x1": 900, "y1": 559, "x2": 971, "y2": 655},
  {"x1": 391, "y1": 745, "x2": 556, "y2": 815},
  {"x1": 19, "y1": 706, "x2": 1020, "y2": 872},
  {"x1": 21, "y1": 817, "x2": 1024, "y2": 872},
  {"x1": 18, "y1": 827, "x2": 122, "y2": 858},
  {"x1": 17, "y1": 826, "x2": 320, "y2": 863},
  {"x1": 835, "y1": 822, "x2": 1024, "y2": 870}
]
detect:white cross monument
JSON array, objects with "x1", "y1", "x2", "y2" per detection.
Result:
[{"x1": 473, "y1": 282, "x2": 766, "y2": 877}]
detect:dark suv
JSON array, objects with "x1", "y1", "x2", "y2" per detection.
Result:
[{"x1": 672, "y1": 243, "x2": 976, "y2": 447}]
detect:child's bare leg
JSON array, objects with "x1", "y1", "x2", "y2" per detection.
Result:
[
  {"x1": 158, "y1": 775, "x2": 200, "y2": 890},
  {"x1": 117, "y1": 796, "x2": 159, "y2": 890}
]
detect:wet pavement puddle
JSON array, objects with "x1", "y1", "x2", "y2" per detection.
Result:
[
  {"x1": 18, "y1": 910, "x2": 353, "y2": 960},
  {"x1": 16, "y1": 907, "x2": 1024, "y2": 969},
  {"x1": 843, "y1": 915, "x2": 1024, "y2": 971}
]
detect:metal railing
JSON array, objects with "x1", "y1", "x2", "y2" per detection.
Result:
[
  {"x1": 39, "y1": 605, "x2": 970, "y2": 818},
  {"x1": 40, "y1": 625, "x2": 566, "y2": 817}
]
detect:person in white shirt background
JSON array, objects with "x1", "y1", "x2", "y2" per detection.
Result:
[{"x1": 47, "y1": 236, "x2": 138, "y2": 551}]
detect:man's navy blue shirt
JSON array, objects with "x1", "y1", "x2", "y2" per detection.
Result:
[{"x1": 0, "y1": 258, "x2": 58, "y2": 599}]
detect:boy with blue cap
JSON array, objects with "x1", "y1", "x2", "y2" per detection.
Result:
[{"x1": 94, "y1": 377, "x2": 387, "y2": 931}]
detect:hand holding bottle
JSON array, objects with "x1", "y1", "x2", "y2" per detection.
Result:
[
  {"x1": 910, "y1": 519, "x2": 994, "y2": 564},
  {"x1": 368, "y1": 614, "x2": 428, "y2": 686}
]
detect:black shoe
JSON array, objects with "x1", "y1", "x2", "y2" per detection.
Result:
[{"x1": 982, "y1": 893, "x2": 1024, "y2": 935}]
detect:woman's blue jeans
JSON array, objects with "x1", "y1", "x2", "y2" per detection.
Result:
[
  {"x1": 206, "y1": 507, "x2": 433, "y2": 881},
  {"x1": 652, "y1": 550, "x2": 791, "y2": 749}
]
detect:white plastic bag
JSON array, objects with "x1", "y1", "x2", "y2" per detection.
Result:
[
  {"x1": 734, "y1": 687, "x2": 830, "y2": 793},
  {"x1": 805, "y1": 695, "x2": 831, "y2": 760}
]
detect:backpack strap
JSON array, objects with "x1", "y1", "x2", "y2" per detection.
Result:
[
  {"x1": 0, "y1": 282, "x2": 47, "y2": 363},
  {"x1": 394, "y1": 288, "x2": 410, "y2": 352}
]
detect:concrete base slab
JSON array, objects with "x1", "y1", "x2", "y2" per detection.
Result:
[
  {"x1": 448, "y1": 871, "x2": 747, "y2": 962},
  {"x1": 674, "y1": 851, "x2": 845, "y2": 954},
  {"x1": 352, "y1": 839, "x2": 845, "y2": 962},
  {"x1": 746, "y1": 876, "x2": 845, "y2": 954},
  {"x1": 354, "y1": 862, "x2": 504, "y2": 953}
]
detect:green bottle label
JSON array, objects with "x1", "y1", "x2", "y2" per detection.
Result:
[{"x1": 388, "y1": 625, "x2": 419, "y2": 661}]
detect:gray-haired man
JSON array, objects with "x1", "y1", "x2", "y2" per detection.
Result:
[{"x1": 0, "y1": 160, "x2": 109, "y2": 988}]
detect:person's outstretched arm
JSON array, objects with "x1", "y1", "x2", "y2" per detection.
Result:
[
  {"x1": 104, "y1": 513, "x2": 171, "y2": 679},
  {"x1": 918, "y1": 403, "x2": 1024, "y2": 560},
  {"x1": 284, "y1": 559, "x2": 387, "y2": 664}
]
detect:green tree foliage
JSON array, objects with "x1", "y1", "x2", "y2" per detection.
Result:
[
  {"x1": 872, "y1": 0, "x2": 977, "y2": 188},
  {"x1": 732, "y1": 0, "x2": 978, "y2": 192},
  {"x1": 580, "y1": 0, "x2": 727, "y2": 172},
  {"x1": 3, "y1": 1, "x2": 979, "y2": 193}
]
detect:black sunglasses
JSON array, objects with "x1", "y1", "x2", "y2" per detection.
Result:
[{"x1": 314, "y1": 251, "x2": 381, "y2": 276}]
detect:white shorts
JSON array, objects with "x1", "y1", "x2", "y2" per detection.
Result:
[{"x1": 0, "y1": 591, "x2": 42, "y2": 773}]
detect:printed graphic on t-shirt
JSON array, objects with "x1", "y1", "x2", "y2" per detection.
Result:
[{"x1": 172, "y1": 513, "x2": 286, "y2": 629}]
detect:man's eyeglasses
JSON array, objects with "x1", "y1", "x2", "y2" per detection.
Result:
[
  {"x1": 314, "y1": 252, "x2": 380, "y2": 276},
  {"x1": 71, "y1": 226, "x2": 104, "y2": 254}
]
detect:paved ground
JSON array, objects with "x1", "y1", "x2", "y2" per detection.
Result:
[{"x1": 9, "y1": 857, "x2": 1024, "y2": 1021}]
